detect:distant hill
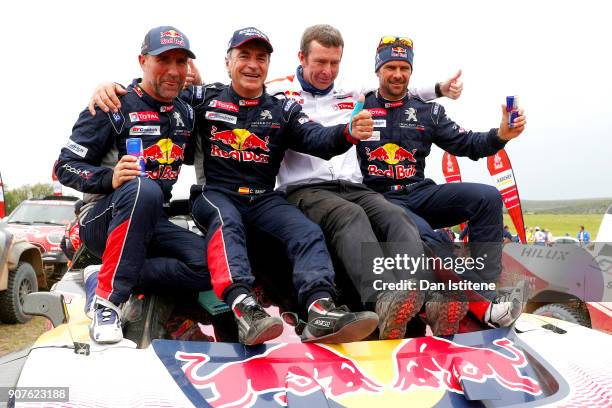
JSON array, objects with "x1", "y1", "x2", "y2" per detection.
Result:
[{"x1": 514, "y1": 198, "x2": 612, "y2": 214}]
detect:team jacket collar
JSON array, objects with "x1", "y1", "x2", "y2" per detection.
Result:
[
  {"x1": 128, "y1": 79, "x2": 175, "y2": 112},
  {"x1": 375, "y1": 89, "x2": 412, "y2": 109},
  {"x1": 296, "y1": 66, "x2": 334, "y2": 96},
  {"x1": 228, "y1": 84, "x2": 265, "y2": 107}
]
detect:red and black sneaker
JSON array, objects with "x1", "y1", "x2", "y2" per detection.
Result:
[
  {"x1": 376, "y1": 290, "x2": 425, "y2": 340},
  {"x1": 301, "y1": 299, "x2": 378, "y2": 344},
  {"x1": 425, "y1": 291, "x2": 469, "y2": 336},
  {"x1": 165, "y1": 317, "x2": 215, "y2": 342}
]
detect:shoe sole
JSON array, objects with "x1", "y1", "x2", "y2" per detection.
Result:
[
  {"x1": 89, "y1": 325, "x2": 123, "y2": 344},
  {"x1": 302, "y1": 313, "x2": 378, "y2": 344},
  {"x1": 428, "y1": 300, "x2": 469, "y2": 336},
  {"x1": 242, "y1": 318, "x2": 284, "y2": 346},
  {"x1": 379, "y1": 291, "x2": 425, "y2": 340}
]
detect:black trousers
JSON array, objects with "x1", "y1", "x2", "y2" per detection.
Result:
[{"x1": 287, "y1": 180, "x2": 426, "y2": 303}]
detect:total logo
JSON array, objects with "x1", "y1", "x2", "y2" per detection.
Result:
[
  {"x1": 366, "y1": 143, "x2": 417, "y2": 180},
  {"x1": 129, "y1": 111, "x2": 160, "y2": 122},
  {"x1": 209, "y1": 126, "x2": 269, "y2": 163},
  {"x1": 171, "y1": 337, "x2": 542, "y2": 407}
]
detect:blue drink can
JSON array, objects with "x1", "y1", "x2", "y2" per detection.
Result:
[
  {"x1": 126, "y1": 138, "x2": 145, "y2": 174},
  {"x1": 506, "y1": 95, "x2": 518, "y2": 128},
  {"x1": 509, "y1": 111, "x2": 519, "y2": 129},
  {"x1": 506, "y1": 95, "x2": 517, "y2": 112}
]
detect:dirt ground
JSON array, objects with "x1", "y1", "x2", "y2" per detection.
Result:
[{"x1": 0, "y1": 317, "x2": 48, "y2": 357}]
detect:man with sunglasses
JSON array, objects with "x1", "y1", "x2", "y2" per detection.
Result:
[{"x1": 354, "y1": 36, "x2": 527, "y2": 330}]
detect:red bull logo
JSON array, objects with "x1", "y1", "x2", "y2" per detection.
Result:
[
  {"x1": 142, "y1": 138, "x2": 184, "y2": 164},
  {"x1": 142, "y1": 138, "x2": 184, "y2": 180},
  {"x1": 176, "y1": 343, "x2": 382, "y2": 407},
  {"x1": 160, "y1": 30, "x2": 182, "y2": 38},
  {"x1": 391, "y1": 47, "x2": 408, "y2": 57},
  {"x1": 210, "y1": 126, "x2": 269, "y2": 152},
  {"x1": 160, "y1": 30, "x2": 185, "y2": 46},
  {"x1": 169, "y1": 336, "x2": 544, "y2": 407},
  {"x1": 392, "y1": 337, "x2": 542, "y2": 395},
  {"x1": 366, "y1": 143, "x2": 416, "y2": 165}
]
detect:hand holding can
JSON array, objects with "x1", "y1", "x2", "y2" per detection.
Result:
[
  {"x1": 126, "y1": 138, "x2": 146, "y2": 175},
  {"x1": 506, "y1": 95, "x2": 519, "y2": 129}
]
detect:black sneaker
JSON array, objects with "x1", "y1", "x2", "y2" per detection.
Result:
[
  {"x1": 301, "y1": 299, "x2": 378, "y2": 343},
  {"x1": 233, "y1": 296, "x2": 283, "y2": 345},
  {"x1": 376, "y1": 290, "x2": 425, "y2": 340}
]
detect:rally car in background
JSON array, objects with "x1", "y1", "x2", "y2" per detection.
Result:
[
  {"x1": 0, "y1": 226, "x2": 44, "y2": 323},
  {"x1": 502, "y1": 204, "x2": 612, "y2": 334},
  {"x1": 1, "y1": 196, "x2": 78, "y2": 282}
]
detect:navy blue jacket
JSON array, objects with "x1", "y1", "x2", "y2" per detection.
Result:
[
  {"x1": 56, "y1": 79, "x2": 195, "y2": 202},
  {"x1": 183, "y1": 83, "x2": 353, "y2": 193},
  {"x1": 356, "y1": 91, "x2": 506, "y2": 192}
]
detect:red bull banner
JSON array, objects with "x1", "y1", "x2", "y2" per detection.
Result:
[
  {"x1": 441, "y1": 153, "x2": 467, "y2": 239},
  {"x1": 487, "y1": 149, "x2": 526, "y2": 243},
  {"x1": 153, "y1": 328, "x2": 565, "y2": 407},
  {"x1": 0, "y1": 170, "x2": 5, "y2": 218}
]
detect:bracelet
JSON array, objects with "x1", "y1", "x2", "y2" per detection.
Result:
[{"x1": 435, "y1": 82, "x2": 442, "y2": 98}]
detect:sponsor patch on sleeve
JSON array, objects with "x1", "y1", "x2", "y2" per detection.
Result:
[{"x1": 65, "y1": 139, "x2": 88, "y2": 158}]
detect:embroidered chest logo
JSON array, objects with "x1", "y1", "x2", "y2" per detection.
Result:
[
  {"x1": 173, "y1": 111, "x2": 185, "y2": 127},
  {"x1": 209, "y1": 126, "x2": 270, "y2": 164},
  {"x1": 405, "y1": 108, "x2": 418, "y2": 122},
  {"x1": 365, "y1": 143, "x2": 417, "y2": 180}
]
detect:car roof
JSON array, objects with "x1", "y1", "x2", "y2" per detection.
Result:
[{"x1": 21, "y1": 198, "x2": 77, "y2": 206}]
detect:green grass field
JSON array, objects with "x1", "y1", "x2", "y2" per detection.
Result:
[{"x1": 503, "y1": 213, "x2": 604, "y2": 238}]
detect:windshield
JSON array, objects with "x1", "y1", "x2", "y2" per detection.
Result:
[{"x1": 7, "y1": 202, "x2": 74, "y2": 225}]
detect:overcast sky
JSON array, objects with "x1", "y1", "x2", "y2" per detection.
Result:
[{"x1": 2, "y1": 0, "x2": 610, "y2": 200}]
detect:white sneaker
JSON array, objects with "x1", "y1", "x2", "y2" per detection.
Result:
[
  {"x1": 484, "y1": 283, "x2": 526, "y2": 328},
  {"x1": 90, "y1": 296, "x2": 123, "y2": 344},
  {"x1": 83, "y1": 265, "x2": 101, "y2": 319}
]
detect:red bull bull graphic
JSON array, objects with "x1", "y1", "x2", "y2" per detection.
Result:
[
  {"x1": 142, "y1": 138, "x2": 184, "y2": 180},
  {"x1": 283, "y1": 90, "x2": 304, "y2": 105},
  {"x1": 366, "y1": 143, "x2": 417, "y2": 180},
  {"x1": 392, "y1": 337, "x2": 541, "y2": 395},
  {"x1": 153, "y1": 327, "x2": 564, "y2": 407},
  {"x1": 160, "y1": 30, "x2": 186, "y2": 46},
  {"x1": 210, "y1": 126, "x2": 270, "y2": 164},
  {"x1": 175, "y1": 343, "x2": 381, "y2": 407}
]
